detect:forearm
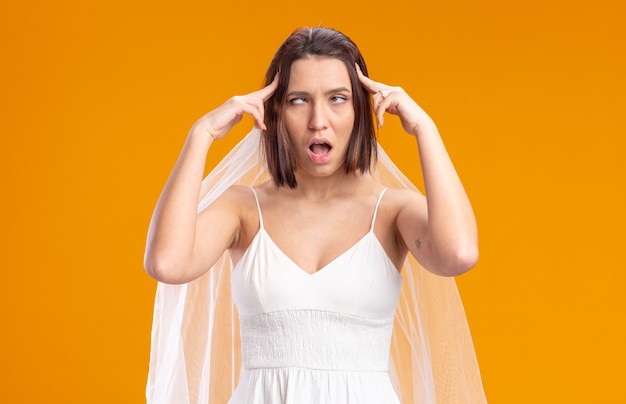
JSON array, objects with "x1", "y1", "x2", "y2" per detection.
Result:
[
  {"x1": 413, "y1": 120, "x2": 478, "y2": 274},
  {"x1": 144, "y1": 128, "x2": 214, "y2": 279}
]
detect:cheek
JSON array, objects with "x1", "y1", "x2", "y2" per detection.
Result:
[
  {"x1": 341, "y1": 110, "x2": 356, "y2": 132},
  {"x1": 283, "y1": 114, "x2": 298, "y2": 138},
  {"x1": 284, "y1": 108, "x2": 302, "y2": 125},
  {"x1": 283, "y1": 114, "x2": 302, "y2": 145}
]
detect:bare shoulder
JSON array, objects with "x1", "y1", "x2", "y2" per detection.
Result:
[
  {"x1": 253, "y1": 180, "x2": 280, "y2": 198},
  {"x1": 212, "y1": 184, "x2": 256, "y2": 209},
  {"x1": 381, "y1": 187, "x2": 426, "y2": 212},
  {"x1": 199, "y1": 184, "x2": 257, "y2": 229},
  {"x1": 381, "y1": 187, "x2": 428, "y2": 242},
  {"x1": 365, "y1": 187, "x2": 426, "y2": 270}
]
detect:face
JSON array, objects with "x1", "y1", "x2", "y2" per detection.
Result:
[{"x1": 283, "y1": 56, "x2": 355, "y2": 178}]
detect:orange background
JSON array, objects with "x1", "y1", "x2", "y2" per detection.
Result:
[{"x1": 2, "y1": 0, "x2": 624, "y2": 402}]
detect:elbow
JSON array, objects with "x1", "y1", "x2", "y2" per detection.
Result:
[
  {"x1": 144, "y1": 252, "x2": 189, "y2": 285},
  {"x1": 436, "y1": 243, "x2": 479, "y2": 277},
  {"x1": 455, "y1": 244, "x2": 479, "y2": 275}
]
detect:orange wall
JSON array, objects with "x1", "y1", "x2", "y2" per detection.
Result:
[{"x1": 2, "y1": 0, "x2": 624, "y2": 402}]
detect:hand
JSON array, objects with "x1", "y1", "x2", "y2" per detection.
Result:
[
  {"x1": 356, "y1": 64, "x2": 433, "y2": 136},
  {"x1": 192, "y1": 75, "x2": 279, "y2": 140}
]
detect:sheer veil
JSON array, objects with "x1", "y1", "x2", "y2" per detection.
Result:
[{"x1": 146, "y1": 128, "x2": 487, "y2": 403}]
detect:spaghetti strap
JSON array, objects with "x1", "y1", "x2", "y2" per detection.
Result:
[
  {"x1": 249, "y1": 187, "x2": 264, "y2": 229},
  {"x1": 369, "y1": 188, "x2": 388, "y2": 233}
]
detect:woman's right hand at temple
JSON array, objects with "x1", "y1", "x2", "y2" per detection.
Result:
[{"x1": 191, "y1": 75, "x2": 278, "y2": 140}]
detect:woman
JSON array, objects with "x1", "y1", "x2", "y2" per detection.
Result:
[{"x1": 145, "y1": 27, "x2": 486, "y2": 403}]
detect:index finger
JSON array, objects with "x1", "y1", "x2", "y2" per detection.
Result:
[
  {"x1": 355, "y1": 63, "x2": 378, "y2": 94},
  {"x1": 258, "y1": 73, "x2": 279, "y2": 101}
]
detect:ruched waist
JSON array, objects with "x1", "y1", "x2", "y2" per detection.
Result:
[{"x1": 239, "y1": 310, "x2": 394, "y2": 371}]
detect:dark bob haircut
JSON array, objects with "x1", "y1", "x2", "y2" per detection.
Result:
[{"x1": 262, "y1": 27, "x2": 377, "y2": 188}]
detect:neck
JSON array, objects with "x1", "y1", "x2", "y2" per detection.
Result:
[{"x1": 289, "y1": 170, "x2": 364, "y2": 201}]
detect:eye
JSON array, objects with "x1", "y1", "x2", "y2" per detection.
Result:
[
  {"x1": 288, "y1": 97, "x2": 307, "y2": 105},
  {"x1": 330, "y1": 95, "x2": 349, "y2": 104}
]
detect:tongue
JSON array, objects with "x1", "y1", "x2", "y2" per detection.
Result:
[{"x1": 311, "y1": 143, "x2": 331, "y2": 155}]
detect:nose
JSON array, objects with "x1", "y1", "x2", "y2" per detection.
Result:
[{"x1": 308, "y1": 102, "x2": 329, "y2": 131}]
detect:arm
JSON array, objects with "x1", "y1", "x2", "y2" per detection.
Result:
[
  {"x1": 144, "y1": 78, "x2": 278, "y2": 284},
  {"x1": 357, "y1": 66, "x2": 478, "y2": 276}
]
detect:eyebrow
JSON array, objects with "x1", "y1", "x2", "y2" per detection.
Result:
[{"x1": 286, "y1": 87, "x2": 352, "y2": 97}]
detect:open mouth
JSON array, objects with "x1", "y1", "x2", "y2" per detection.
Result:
[{"x1": 309, "y1": 140, "x2": 332, "y2": 156}]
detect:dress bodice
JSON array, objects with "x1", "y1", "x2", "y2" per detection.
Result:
[{"x1": 231, "y1": 188, "x2": 403, "y2": 372}]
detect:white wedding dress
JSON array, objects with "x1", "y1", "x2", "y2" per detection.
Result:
[
  {"x1": 228, "y1": 188, "x2": 402, "y2": 403},
  {"x1": 146, "y1": 128, "x2": 487, "y2": 404}
]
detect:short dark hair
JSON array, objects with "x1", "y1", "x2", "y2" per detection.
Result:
[{"x1": 262, "y1": 27, "x2": 377, "y2": 188}]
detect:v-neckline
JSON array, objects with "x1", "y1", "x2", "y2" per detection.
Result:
[
  {"x1": 231, "y1": 226, "x2": 401, "y2": 278},
  {"x1": 237, "y1": 186, "x2": 393, "y2": 276},
  {"x1": 262, "y1": 227, "x2": 372, "y2": 277}
]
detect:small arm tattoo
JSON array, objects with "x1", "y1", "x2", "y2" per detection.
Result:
[{"x1": 415, "y1": 238, "x2": 421, "y2": 249}]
